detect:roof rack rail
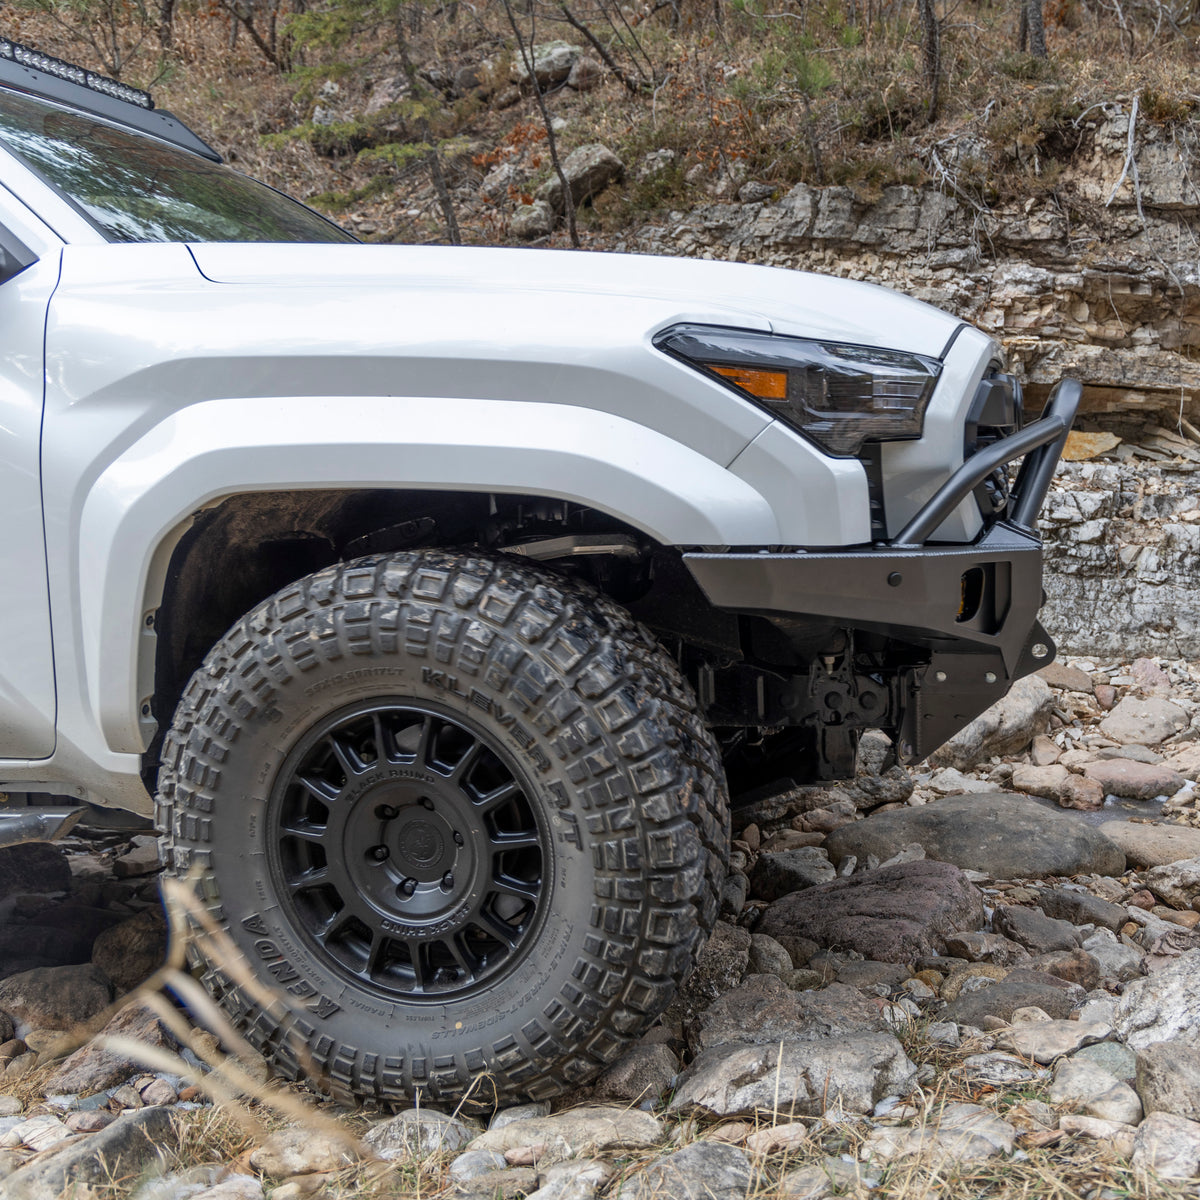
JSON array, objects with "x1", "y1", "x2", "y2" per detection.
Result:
[
  {"x1": 0, "y1": 36, "x2": 221, "y2": 162},
  {"x1": 0, "y1": 38, "x2": 153, "y2": 109}
]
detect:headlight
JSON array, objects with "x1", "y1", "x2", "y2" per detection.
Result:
[{"x1": 655, "y1": 324, "x2": 942, "y2": 457}]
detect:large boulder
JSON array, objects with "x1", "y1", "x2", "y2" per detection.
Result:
[
  {"x1": 509, "y1": 40, "x2": 581, "y2": 87},
  {"x1": 43, "y1": 1001, "x2": 177, "y2": 1096},
  {"x1": 928, "y1": 675, "x2": 1054, "y2": 769},
  {"x1": 0, "y1": 963, "x2": 112, "y2": 1033},
  {"x1": 1144, "y1": 857, "x2": 1200, "y2": 909},
  {"x1": 1115, "y1": 948, "x2": 1200, "y2": 1049},
  {"x1": 1098, "y1": 822, "x2": 1200, "y2": 868},
  {"x1": 824, "y1": 793, "x2": 1125, "y2": 879},
  {"x1": 756, "y1": 860, "x2": 984, "y2": 963},
  {"x1": 689, "y1": 975, "x2": 887, "y2": 1054},
  {"x1": 537, "y1": 144, "x2": 624, "y2": 212},
  {"x1": 1098, "y1": 696, "x2": 1189, "y2": 746},
  {"x1": 670, "y1": 1033, "x2": 917, "y2": 1118}
]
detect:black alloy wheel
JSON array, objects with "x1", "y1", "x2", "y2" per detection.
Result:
[{"x1": 270, "y1": 700, "x2": 547, "y2": 1001}]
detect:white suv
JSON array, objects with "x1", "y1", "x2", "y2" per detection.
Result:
[{"x1": 0, "y1": 38, "x2": 1078, "y2": 1107}]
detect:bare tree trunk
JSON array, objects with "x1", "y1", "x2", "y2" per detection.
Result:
[
  {"x1": 500, "y1": 0, "x2": 580, "y2": 247},
  {"x1": 158, "y1": 0, "x2": 176, "y2": 48},
  {"x1": 1026, "y1": 0, "x2": 1047, "y2": 55},
  {"x1": 394, "y1": 17, "x2": 461, "y2": 245},
  {"x1": 919, "y1": 0, "x2": 941, "y2": 123}
]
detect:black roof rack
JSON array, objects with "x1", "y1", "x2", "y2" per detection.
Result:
[{"x1": 0, "y1": 37, "x2": 222, "y2": 162}]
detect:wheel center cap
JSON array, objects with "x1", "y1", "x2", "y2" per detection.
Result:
[
  {"x1": 393, "y1": 807, "x2": 457, "y2": 880},
  {"x1": 405, "y1": 819, "x2": 443, "y2": 866}
]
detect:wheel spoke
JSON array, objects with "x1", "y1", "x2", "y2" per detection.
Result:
[
  {"x1": 372, "y1": 713, "x2": 396, "y2": 764},
  {"x1": 450, "y1": 737, "x2": 485, "y2": 782},
  {"x1": 492, "y1": 874, "x2": 540, "y2": 904},
  {"x1": 365, "y1": 933, "x2": 389, "y2": 977},
  {"x1": 492, "y1": 829, "x2": 541, "y2": 850},
  {"x1": 413, "y1": 716, "x2": 434, "y2": 769},
  {"x1": 478, "y1": 913, "x2": 520, "y2": 950},
  {"x1": 474, "y1": 781, "x2": 520, "y2": 813},
  {"x1": 315, "y1": 909, "x2": 350, "y2": 943},
  {"x1": 407, "y1": 940, "x2": 430, "y2": 991},
  {"x1": 297, "y1": 774, "x2": 340, "y2": 805},
  {"x1": 279, "y1": 819, "x2": 327, "y2": 844},
  {"x1": 328, "y1": 734, "x2": 366, "y2": 779},
  {"x1": 447, "y1": 934, "x2": 477, "y2": 980},
  {"x1": 291, "y1": 865, "x2": 331, "y2": 890}
]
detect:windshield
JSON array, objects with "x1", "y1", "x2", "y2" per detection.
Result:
[{"x1": 0, "y1": 88, "x2": 355, "y2": 243}]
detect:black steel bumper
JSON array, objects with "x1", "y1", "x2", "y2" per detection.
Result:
[{"x1": 685, "y1": 379, "x2": 1081, "y2": 762}]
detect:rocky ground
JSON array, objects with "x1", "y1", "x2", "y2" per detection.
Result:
[{"x1": 2, "y1": 656, "x2": 1200, "y2": 1198}]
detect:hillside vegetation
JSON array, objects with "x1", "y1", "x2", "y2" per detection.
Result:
[{"x1": 9, "y1": 0, "x2": 1200, "y2": 247}]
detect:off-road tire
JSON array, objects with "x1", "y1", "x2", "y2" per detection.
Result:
[{"x1": 157, "y1": 550, "x2": 728, "y2": 1107}]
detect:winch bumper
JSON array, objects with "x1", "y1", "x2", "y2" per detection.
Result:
[{"x1": 685, "y1": 378, "x2": 1081, "y2": 763}]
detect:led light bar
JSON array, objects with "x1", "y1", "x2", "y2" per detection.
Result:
[{"x1": 0, "y1": 38, "x2": 153, "y2": 109}]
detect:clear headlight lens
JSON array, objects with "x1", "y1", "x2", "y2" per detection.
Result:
[{"x1": 656, "y1": 324, "x2": 942, "y2": 457}]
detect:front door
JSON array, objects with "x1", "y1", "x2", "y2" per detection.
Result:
[{"x1": 0, "y1": 223, "x2": 57, "y2": 759}]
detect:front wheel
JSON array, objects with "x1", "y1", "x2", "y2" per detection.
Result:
[{"x1": 157, "y1": 550, "x2": 728, "y2": 1107}]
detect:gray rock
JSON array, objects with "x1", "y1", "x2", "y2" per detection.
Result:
[
  {"x1": 960, "y1": 1052, "x2": 1043, "y2": 1085},
  {"x1": 488, "y1": 1102, "x2": 551, "y2": 1131},
  {"x1": 1082, "y1": 759, "x2": 1185, "y2": 799},
  {"x1": 537, "y1": 145, "x2": 624, "y2": 212},
  {"x1": 0, "y1": 963, "x2": 113, "y2": 1033},
  {"x1": 1038, "y1": 662, "x2": 1095, "y2": 694},
  {"x1": 747, "y1": 933, "x2": 792, "y2": 978},
  {"x1": 249, "y1": 1129, "x2": 360, "y2": 1177},
  {"x1": 757, "y1": 860, "x2": 984, "y2": 964},
  {"x1": 45, "y1": 1003, "x2": 178, "y2": 1096},
  {"x1": 1073, "y1": 1040, "x2": 1137, "y2": 1084},
  {"x1": 454, "y1": 1167, "x2": 538, "y2": 1199},
  {"x1": 364, "y1": 1109, "x2": 478, "y2": 1158},
  {"x1": 450, "y1": 1150, "x2": 508, "y2": 1184},
  {"x1": 670, "y1": 1033, "x2": 916, "y2": 1118},
  {"x1": 469, "y1": 1108, "x2": 663, "y2": 1158},
  {"x1": 1136, "y1": 1041, "x2": 1200, "y2": 1122},
  {"x1": 834, "y1": 961, "x2": 912, "y2": 990},
  {"x1": 943, "y1": 972, "x2": 1084, "y2": 1025},
  {"x1": 943, "y1": 931, "x2": 1030, "y2": 966},
  {"x1": 530, "y1": 1159, "x2": 613, "y2": 1200},
  {"x1": 1050, "y1": 1058, "x2": 1143, "y2": 1125},
  {"x1": 1144, "y1": 857, "x2": 1200, "y2": 909},
  {"x1": 1058, "y1": 774, "x2": 1106, "y2": 810},
  {"x1": 591, "y1": 1044, "x2": 677, "y2": 1106},
  {"x1": 510, "y1": 41, "x2": 581, "y2": 86},
  {"x1": 91, "y1": 909, "x2": 167, "y2": 996},
  {"x1": 511, "y1": 200, "x2": 554, "y2": 240},
  {"x1": 997, "y1": 1019, "x2": 1111, "y2": 1064},
  {"x1": 1037, "y1": 888, "x2": 1129, "y2": 932},
  {"x1": 690, "y1": 976, "x2": 887, "y2": 1054},
  {"x1": 1099, "y1": 821, "x2": 1200, "y2": 867},
  {"x1": 719, "y1": 872, "x2": 748, "y2": 917},
  {"x1": 565, "y1": 56, "x2": 604, "y2": 92},
  {"x1": 1099, "y1": 696, "x2": 1189, "y2": 746},
  {"x1": 1011, "y1": 763, "x2": 1070, "y2": 798},
  {"x1": 993, "y1": 906, "x2": 1082, "y2": 954},
  {"x1": 1081, "y1": 932, "x2": 1144, "y2": 983},
  {"x1": 1131, "y1": 1112, "x2": 1200, "y2": 1180},
  {"x1": 1115, "y1": 949, "x2": 1200, "y2": 1049},
  {"x1": 749, "y1": 847, "x2": 835, "y2": 900},
  {"x1": 928, "y1": 675, "x2": 1054, "y2": 769},
  {"x1": 617, "y1": 1142, "x2": 752, "y2": 1200},
  {"x1": 480, "y1": 162, "x2": 524, "y2": 202},
  {"x1": 1, "y1": 1106, "x2": 174, "y2": 1198},
  {"x1": 863, "y1": 1101, "x2": 1015, "y2": 1164},
  {"x1": 668, "y1": 921, "x2": 749, "y2": 1024},
  {"x1": 824, "y1": 792, "x2": 1125, "y2": 879}
]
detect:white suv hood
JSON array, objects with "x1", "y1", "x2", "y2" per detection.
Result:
[{"x1": 188, "y1": 244, "x2": 962, "y2": 360}]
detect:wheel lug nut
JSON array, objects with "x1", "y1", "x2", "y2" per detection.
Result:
[
  {"x1": 398, "y1": 878, "x2": 417, "y2": 896},
  {"x1": 441, "y1": 872, "x2": 454, "y2": 891},
  {"x1": 371, "y1": 845, "x2": 389, "y2": 862},
  {"x1": 376, "y1": 804, "x2": 398, "y2": 820},
  {"x1": 420, "y1": 798, "x2": 434, "y2": 811},
  {"x1": 453, "y1": 832, "x2": 464, "y2": 847}
]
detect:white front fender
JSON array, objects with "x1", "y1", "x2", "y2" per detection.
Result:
[{"x1": 80, "y1": 393, "x2": 798, "y2": 753}]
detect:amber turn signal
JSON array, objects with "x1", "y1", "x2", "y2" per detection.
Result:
[{"x1": 707, "y1": 364, "x2": 788, "y2": 400}]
